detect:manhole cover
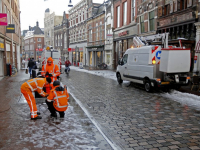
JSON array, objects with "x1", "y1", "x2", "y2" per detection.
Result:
[{"x1": 87, "y1": 102, "x2": 106, "y2": 108}]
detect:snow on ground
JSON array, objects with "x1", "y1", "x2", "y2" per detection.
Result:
[{"x1": 65, "y1": 65, "x2": 200, "y2": 110}]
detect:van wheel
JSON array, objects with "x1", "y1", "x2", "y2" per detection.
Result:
[
  {"x1": 117, "y1": 73, "x2": 123, "y2": 84},
  {"x1": 144, "y1": 80, "x2": 152, "y2": 92}
]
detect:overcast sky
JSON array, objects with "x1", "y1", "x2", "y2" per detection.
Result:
[{"x1": 20, "y1": 0, "x2": 103, "y2": 31}]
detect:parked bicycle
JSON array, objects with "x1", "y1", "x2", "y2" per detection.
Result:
[{"x1": 97, "y1": 63, "x2": 107, "y2": 69}]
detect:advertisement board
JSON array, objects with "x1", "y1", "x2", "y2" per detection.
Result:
[{"x1": 0, "y1": 13, "x2": 7, "y2": 26}]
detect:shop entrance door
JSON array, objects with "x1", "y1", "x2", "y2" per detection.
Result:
[
  {"x1": 0, "y1": 52, "x2": 4, "y2": 76},
  {"x1": 96, "y1": 51, "x2": 102, "y2": 67}
]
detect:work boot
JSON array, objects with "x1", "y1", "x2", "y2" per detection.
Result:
[
  {"x1": 50, "y1": 113, "x2": 57, "y2": 118},
  {"x1": 59, "y1": 112, "x2": 65, "y2": 118},
  {"x1": 30, "y1": 112, "x2": 41, "y2": 116},
  {"x1": 31, "y1": 116, "x2": 42, "y2": 120}
]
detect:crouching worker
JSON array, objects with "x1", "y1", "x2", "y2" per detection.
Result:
[
  {"x1": 46, "y1": 81, "x2": 69, "y2": 118},
  {"x1": 21, "y1": 77, "x2": 52, "y2": 120}
]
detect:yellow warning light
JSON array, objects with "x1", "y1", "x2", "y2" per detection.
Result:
[
  {"x1": 46, "y1": 46, "x2": 50, "y2": 50},
  {"x1": 152, "y1": 60, "x2": 156, "y2": 64}
]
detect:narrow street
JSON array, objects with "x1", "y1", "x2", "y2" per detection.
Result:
[
  {"x1": 61, "y1": 69, "x2": 200, "y2": 150},
  {"x1": 0, "y1": 70, "x2": 112, "y2": 150},
  {"x1": 1, "y1": 68, "x2": 200, "y2": 149}
]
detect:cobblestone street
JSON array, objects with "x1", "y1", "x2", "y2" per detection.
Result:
[
  {"x1": 60, "y1": 69, "x2": 200, "y2": 150},
  {"x1": 0, "y1": 71, "x2": 112, "y2": 150}
]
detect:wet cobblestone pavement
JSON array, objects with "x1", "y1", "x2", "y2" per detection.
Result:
[
  {"x1": 60, "y1": 70, "x2": 200, "y2": 150},
  {"x1": 0, "y1": 70, "x2": 112, "y2": 150}
]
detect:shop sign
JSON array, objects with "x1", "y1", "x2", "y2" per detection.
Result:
[
  {"x1": 79, "y1": 47, "x2": 83, "y2": 51},
  {"x1": 0, "y1": 13, "x2": 7, "y2": 26},
  {"x1": 68, "y1": 48, "x2": 72, "y2": 52},
  {"x1": 107, "y1": 34, "x2": 113, "y2": 38},
  {"x1": 118, "y1": 31, "x2": 128, "y2": 37},
  {"x1": 0, "y1": 41, "x2": 4, "y2": 51},
  {"x1": 6, "y1": 24, "x2": 15, "y2": 33},
  {"x1": 159, "y1": 12, "x2": 193, "y2": 27}
]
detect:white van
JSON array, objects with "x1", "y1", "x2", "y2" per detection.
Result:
[{"x1": 116, "y1": 45, "x2": 190, "y2": 92}]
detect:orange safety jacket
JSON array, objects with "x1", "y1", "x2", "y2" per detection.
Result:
[
  {"x1": 21, "y1": 78, "x2": 47, "y2": 97},
  {"x1": 47, "y1": 85, "x2": 69, "y2": 112},
  {"x1": 41, "y1": 64, "x2": 60, "y2": 83}
]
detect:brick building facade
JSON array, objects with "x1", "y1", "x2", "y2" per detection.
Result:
[
  {"x1": 68, "y1": 0, "x2": 88, "y2": 66},
  {"x1": 24, "y1": 22, "x2": 45, "y2": 62},
  {"x1": 136, "y1": 0, "x2": 157, "y2": 36},
  {"x1": 113, "y1": 0, "x2": 137, "y2": 69},
  {"x1": 87, "y1": 2, "x2": 106, "y2": 68},
  {"x1": 0, "y1": 0, "x2": 21, "y2": 77},
  {"x1": 156, "y1": 0, "x2": 198, "y2": 72}
]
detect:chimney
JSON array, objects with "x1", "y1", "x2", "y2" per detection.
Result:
[{"x1": 36, "y1": 21, "x2": 39, "y2": 27}]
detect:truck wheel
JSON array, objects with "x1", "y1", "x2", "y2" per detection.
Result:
[
  {"x1": 117, "y1": 73, "x2": 123, "y2": 84},
  {"x1": 144, "y1": 80, "x2": 152, "y2": 92}
]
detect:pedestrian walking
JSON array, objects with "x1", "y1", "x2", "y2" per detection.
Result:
[
  {"x1": 46, "y1": 81, "x2": 69, "y2": 118},
  {"x1": 21, "y1": 77, "x2": 52, "y2": 120},
  {"x1": 41, "y1": 57, "x2": 60, "y2": 93},
  {"x1": 27, "y1": 58, "x2": 36, "y2": 78}
]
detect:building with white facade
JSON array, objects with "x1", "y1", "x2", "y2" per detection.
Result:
[
  {"x1": 44, "y1": 8, "x2": 62, "y2": 48},
  {"x1": 68, "y1": 0, "x2": 88, "y2": 66}
]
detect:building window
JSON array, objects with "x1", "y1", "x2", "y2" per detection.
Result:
[
  {"x1": 117, "y1": 6, "x2": 120, "y2": 28},
  {"x1": 58, "y1": 35, "x2": 60, "y2": 46},
  {"x1": 140, "y1": 15, "x2": 144, "y2": 33},
  {"x1": 96, "y1": 23, "x2": 98, "y2": 41},
  {"x1": 0, "y1": 0, "x2": 2, "y2": 13},
  {"x1": 37, "y1": 38, "x2": 41, "y2": 42},
  {"x1": 55, "y1": 36, "x2": 57, "y2": 46},
  {"x1": 132, "y1": 0, "x2": 135, "y2": 22},
  {"x1": 7, "y1": 10, "x2": 10, "y2": 24},
  {"x1": 164, "y1": 4, "x2": 170, "y2": 16},
  {"x1": 37, "y1": 44, "x2": 42, "y2": 48},
  {"x1": 4, "y1": 5, "x2": 7, "y2": 13},
  {"x1": 123, "y1": 1, "x2": 127, "y2": 25},
  {"x1": 149, "y1": 11, "x2": 154, "y2": 31},
  {"x1": 64, "y1": 33, "x2": 67, "y2": 48},
  {"x1": 89, "y1": 29, "x2": 92, "y2": 42}
]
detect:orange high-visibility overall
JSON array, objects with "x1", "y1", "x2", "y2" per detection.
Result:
[
  {"x1": 47, "y1": 86, "x2": 69, "y2": 112},
  {"x1": 41, "y1": 57, "x2": 60, "y2": 94},
  {"x1": 21, "y1": 78, "x2": 48, "y2": 118}
]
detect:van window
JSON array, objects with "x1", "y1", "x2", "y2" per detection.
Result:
[{"x1": 122, "y1": 54, "x2": 128, "y2": 65}]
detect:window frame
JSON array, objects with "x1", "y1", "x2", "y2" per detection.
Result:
[
  {"x1": 149, "y1": 11, "x2": 155, "y2": 31},
  {"x1": 117, "y1": 6, "x2": 120, "y2": 28},
  {"x1": 123, "y1": 1, "x2": 127, "y2": 26},
  {"x1": 140, "y1": 15, "x2": 144, "y2": 33}
]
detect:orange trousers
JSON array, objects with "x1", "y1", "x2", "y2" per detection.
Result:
[{"x1": 21, "y1": 88, "x2": 38, "y2": 118}]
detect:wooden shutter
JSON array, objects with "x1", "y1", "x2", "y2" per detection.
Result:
[{"x1": 158, "y1": 6, "x2": 163, "y2": 17}]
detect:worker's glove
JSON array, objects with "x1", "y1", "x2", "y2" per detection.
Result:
[
  {"x1": 45, "y1": 72, "x2": 50, "y2": 76},
  {"x1": 48, "y1": 74, "x2": 53, "y2": 77}
]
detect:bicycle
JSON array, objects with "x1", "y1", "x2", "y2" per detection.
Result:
[{"x1": 97, "y1": 63, "x2": 107, "y2": 69}]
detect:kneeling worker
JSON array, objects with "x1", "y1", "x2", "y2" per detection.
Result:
[
  {"x1": 21, "y1": 77, "x2": 52, "y2": 120},
  {"x1": 46, "y1": 81, "x2": 69, "y2": 118}
]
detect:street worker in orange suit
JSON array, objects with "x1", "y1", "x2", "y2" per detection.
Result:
[
  {"x1": 46, "y1": 81, "x2": 69, "y2": 118},
  {"x1": 21, "y1": 77, "x2": 52, "y2": 120},
  {"x1": 41, "y1": 57, "x2": 60, "y2": 94}
]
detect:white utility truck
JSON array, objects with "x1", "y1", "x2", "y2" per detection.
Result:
[
  {"x1": 39, "y1": 46, "x2": 63, "y2": 74},
  {"x1": 116, "y1": 33, "x2": 191, "y2": 92}
]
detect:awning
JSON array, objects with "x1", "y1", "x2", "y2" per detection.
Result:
[{"x1": 86, "y1": 45, "x2": 104, "y2": 48}]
